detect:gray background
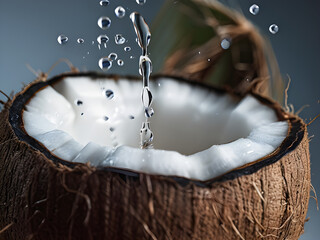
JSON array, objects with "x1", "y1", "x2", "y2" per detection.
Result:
[{"x1": 0, "y1": 0, "x2": 319, "y2": 239}]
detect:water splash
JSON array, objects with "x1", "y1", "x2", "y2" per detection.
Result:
[
  {"x1": 249, "y1": 4, "x2": 259, "y2": 15},
  {"x1": 140, "y1": 122, "x2": 153, "y2": 148},
  {"x1": 98, "y1": 17, "x2": 111, "y2": 30},
  {"x1": 124, "y1": 46, "x2": 131, "y2": 52},
  {"x1": 139, "y1": 56, "x2": 152, "y2": 81},
  {"x1": 77, "y1": 38, "x2": 84, "y2": 44},
  {"x1": 221, "y1": 38, "x2": 231, "y2": 49},
  {"x1": 115, "y1": 6, "x2": 126, "y2": 18},
  {"x1": 144, "y1": 107, "x2": 154, "y2": 118},
  {"x1": 75, "y1": 100, "x2": 83, "y2": 106},
  {"x1": 57, "y1": 35, "x2": 68, "y2": 44},
  {"x1": 105, "y1": 89, "x2": 114, "y2": 99},
  {"x1": 108, "y1": 53, "x2": 118, "y2": 61},
  {"x1": 130, "y1": 12, "x2": 151, "y2": 56},
  {"x1": 99, "y1": 57, "x2": 112, "y2": 71},
  {"x1": 117, "y1": 59, "x2": 124, "y2": 66},
  {"x1": 115, "y1": 34, "x2": 126, "y2": 45},
  {"x1": 269, "y1": 24, "x2": 279, "y2": 34},
  {"x1": 136, "y1": 0, "x2": 146, "y2": 5},
  {"x1": 142, "y1": 86, "x2": 152, "y2": 108},
  {"x1": 97, "y1": 35, "x2": 109, "y2": 44},
  {"x1": 130, "y1": 12, "x2": 154, "y2": 149},
  {"x1": 100, "y1": 0, "x2": 109, "y2": 6}
]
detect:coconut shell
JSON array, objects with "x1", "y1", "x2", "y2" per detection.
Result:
[{"x1": 0, "y1": 73, "x2": 310, "y2": 240}]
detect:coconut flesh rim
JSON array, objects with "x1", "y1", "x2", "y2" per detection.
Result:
[{"x1": 22, "y1": 76, "x2": 288, "y2": 181}]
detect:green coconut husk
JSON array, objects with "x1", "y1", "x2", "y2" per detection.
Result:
[{"x1": 150, "y1": 0, "x2": 285, "y2": 102}]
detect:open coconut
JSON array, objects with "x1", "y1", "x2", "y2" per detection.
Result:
[
  {"x1": 0, "y1": 72, "x2": 310, "y2": 240},
  {"x1": 0, "y1": 1, "x2": 310, "y2": 240}
]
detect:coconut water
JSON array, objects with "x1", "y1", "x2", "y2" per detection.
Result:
[{"x1": 130, "y1": 12, "x2": 154, "y2": 149}]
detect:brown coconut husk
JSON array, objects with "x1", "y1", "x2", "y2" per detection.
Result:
[
  {"x1": 0, "y1": 72, "x2": 310, "y2": 240},
  {"x1": 0, "y1": 0, "x2": 311, "y2": 239}
]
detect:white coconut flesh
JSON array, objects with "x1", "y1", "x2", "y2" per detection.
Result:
[{"x1": 23, "y1": 76, "x2": 289, "y2": 181}]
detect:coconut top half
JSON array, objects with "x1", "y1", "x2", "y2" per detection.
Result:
[{"x1": 10, "y1": 72, "x2": 303, "y2": 182}]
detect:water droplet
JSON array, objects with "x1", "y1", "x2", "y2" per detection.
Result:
[
  {"x1": 108, "y1": 53, "x2": 118, "y2": 61},
  {"x1": 130, "y1": 56, "x2": 134, "y2": 59},
  {"x1": 57, "y1": 35, "x2": 68, "y2": 44},
  {"x1": 145, "y1": 107, "x2": 154, "y2": 118},
  {"x1": 99, "y1": 57, "x2": 112, "y2": 71},
  {"x1": 75, "y1": 100, "x2": 83, "y2": 106},
  {"x1": 105, "y1": 89, "x2": 114, "y2": 99},
  {"x1": 130, "y1": 12, "x2": 151, "y2": 55},
  {"x1": 115, "y1": 34, "x2": 126, "y2": 45},
  {"x1": 139, "y1": 55, "x2": 152, "y2": 77},
  {"x1": 136, "y1": 0, "x2": 146, "y2": 5},
  {"x1": 269, "y1": 24, "x2": 279, "y2": 34},
  {"x1": 98, "y1": 17, "x2": 111, "y2": 30},
  {"x1": 110, "y1": 127, "x2": 115, "y2": 132},
  {"x1": 104, "y1": 116, "x2": 109, "y2": 121},
  {"x1": 100, "y1": 0, "x2": 109, "y2": 6},
  {"x1": 77, "y1": 38, "x2": 84, "y2": 44},
  {"x1": 117, "y1": 59, "x2": 124, "y2": 66},
  {"x1": 142, "y1": 87, "x2": 153, "y2": 108},
  {"x1": 92, "y1": 41, "x2": 95, "y2": 45},
  {"x1": 140, "y1": 122, "x2": 153, "y2": 148},
  {"x1": 129, "y1": 115, "x2": 135, "y2": 119},
  {"x1": 131, "y1": 12, "x2": 155, "y2": 148},
  {"x1": 124, "y1": 46, "x2": 131, "y2": 52},
  {"x1": 249, "y1": 4, "x2": 259, "y2": 15},
  {"x1": 221, "y1": 38, "x2": 231, "y2": 49},
  {"x1": 97, "y1": 35, "x2": 109, "y2": 44},
  {"x1": 115, "y1": 6, "x2": 126, "y2": 18}
]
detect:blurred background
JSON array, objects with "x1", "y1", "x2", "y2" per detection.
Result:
[{"x1": 0, "y1": 0, "x2": 319, "y2": 238}]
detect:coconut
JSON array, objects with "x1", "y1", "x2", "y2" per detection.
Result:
[
  {"x1": 0, "y1": 0, "x2": 311, "y2": 239},
  {"x1": 0, "y1": 72, "x2": 310, "y2": 240}
]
